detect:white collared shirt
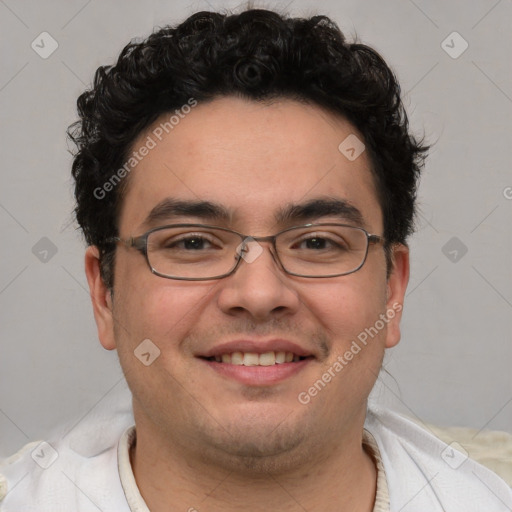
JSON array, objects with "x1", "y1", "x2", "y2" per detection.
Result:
[{"x1": 1, "y1": 404, "x2": 511, "y2": 510}]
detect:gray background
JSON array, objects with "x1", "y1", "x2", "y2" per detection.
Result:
[{"x1": 1, "y1": 0, "x2": 511, "y2": 457}]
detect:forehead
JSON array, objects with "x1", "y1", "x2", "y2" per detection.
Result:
[{"x1": 119, "y1": 97, "x2": 382, "y2": 234}]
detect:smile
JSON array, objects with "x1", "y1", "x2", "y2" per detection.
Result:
[{"x1": 205, "y1": 351, "x2": 309, "y2": 366}]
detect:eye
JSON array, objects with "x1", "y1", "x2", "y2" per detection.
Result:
[
  {"x1": 300, "y1": 237, "x2": 331, "y2": 250},
  {"x1": 172, "y1": 236, "x2": 212, "y2": 250},
  {"x1": 293, "y1": 233, "x2": 348, "y2": 251},
  {"x1": 158, "y1": 232, "x2": 222, "y2": 251}
]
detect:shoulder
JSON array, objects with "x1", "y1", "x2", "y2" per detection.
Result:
[
  {"x1": 0, "y1": 404, "x2": 134, "y2": 510},
  {"x1": 0, "y1": 433, "x2": 131, "y2": 511},
  {"x1": 364, "y1": 405, "x2": 512, "y2": 512}
]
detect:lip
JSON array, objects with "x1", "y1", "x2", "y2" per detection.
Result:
[
  {"x1": 197, "y1": 338, "x2": 314, "y2": 359},
  {"x1": 200, "y1": 357, "x2": 313, "y2": 386}
]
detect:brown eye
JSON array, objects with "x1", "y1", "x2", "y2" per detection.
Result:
[{"x1": 172, "y1": 237, "x2": 211, "y2": 250}]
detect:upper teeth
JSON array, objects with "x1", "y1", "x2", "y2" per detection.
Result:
[{"x1": 214, "y1": 351, "x2": 299, "y2": 366}]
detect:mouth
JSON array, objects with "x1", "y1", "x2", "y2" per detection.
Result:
[
  {"x1": 201, "y1": 351, "x2": 312, "y2": 366},
  {"x1": 197, "y1": 340, "x2": 315, "y2": 386}
]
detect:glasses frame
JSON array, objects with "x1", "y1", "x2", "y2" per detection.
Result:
[{"x1": 109, "y1": 223, "x2": 385, "y2": 281}]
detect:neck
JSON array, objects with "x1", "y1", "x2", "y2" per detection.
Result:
[{"x1": 130, "y1": 413, "x2": 377, "y2": 512}]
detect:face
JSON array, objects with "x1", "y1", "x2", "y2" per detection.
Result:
[{"x1": 86, "y1": 97, "x2": 408, "y2": 471}]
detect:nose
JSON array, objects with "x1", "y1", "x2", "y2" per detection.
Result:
[{"x1": 216, "y1": 239, "x2": 301, "y2": 321}]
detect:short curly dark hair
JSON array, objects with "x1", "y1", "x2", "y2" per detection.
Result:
[{"x1": 69, "y1": 8, "x2": 428, "y2": 289}]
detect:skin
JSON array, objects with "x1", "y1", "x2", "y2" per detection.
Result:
[{"x1": 85, "y1": 97, "x2": 409, "y2": 511}]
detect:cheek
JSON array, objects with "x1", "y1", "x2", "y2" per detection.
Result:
[
  {"x1": 112, "y1": 256, "x2": 216, "y2": 354},
  {"x1": 306, "y1": 272, "x2": 388, "y2": 348},
  {"x1": 150, "y1": 283, "x2": 218, "y2": 352},
  {"x1": 111, "y1": 277, "x2": 213, "y2": 412},
  {"x1": 297, "y1": 279, "x2": 389, "y2": 421}
]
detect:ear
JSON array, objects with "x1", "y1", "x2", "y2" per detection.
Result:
[
  {"x1": 384, "y1": 244, "x2": 409, "y2": 349},
  {"x1": 84, "y1": 246, "x2": 116, "y2": 350}
]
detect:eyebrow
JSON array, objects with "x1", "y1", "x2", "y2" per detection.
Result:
[
  {"x1": 276, "y1": 198, "x2": 365, "y2": 227},
  {"x1": 142, "y1": 199, "x2": 231, "y2": 227},
  {"x1": 142, "y1": 197, "x2": 366, "y2": 229}
]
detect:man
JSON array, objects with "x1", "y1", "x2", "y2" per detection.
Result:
[{"x1": 1, "y1": 7, "x2": 511, "y2": 511}]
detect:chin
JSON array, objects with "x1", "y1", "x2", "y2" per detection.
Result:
[
  {"x1": 209, "y1": 437, "x2": 309, "y2": 475},
  {"x1": 194, "y1": 412, "x2": 311, "y2": 473}
]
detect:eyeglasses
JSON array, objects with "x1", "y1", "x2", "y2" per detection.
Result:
[{"x1": 109, "y1": 223, "x2": 385, "y2": 281}]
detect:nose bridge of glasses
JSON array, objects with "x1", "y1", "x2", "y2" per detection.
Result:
[{"x1": 236, "y1": 234, "x2": 279, "y2": 266}]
